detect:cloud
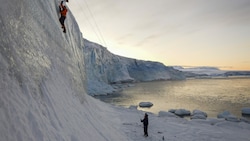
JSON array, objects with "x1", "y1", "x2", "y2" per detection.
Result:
[
  {"x1": 72, "y1": 0, "x2": 250, "y2": 70},
  {"x1": 241, "y1": 61, "x2": 250, "y2": 64},
  {"x1": 134, "y1": 34, "x2": 162, "y2": 47},
  {"x1": 114, "y1": 33, "x2": 134, "y2": 45},
  {"x1": 116, "y1": 33, "x2": 134, "y2": 41}
]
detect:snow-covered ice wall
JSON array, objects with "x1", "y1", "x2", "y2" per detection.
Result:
[
  {"x1": 83, "y1": 39, "x2": 134, "y2": 95},
  {"x1": 84, "y1": 39, "x2": 185, "y2": 95},
  {"x1": 0, "y1": 0, "x2": 129, "y2": 141}
]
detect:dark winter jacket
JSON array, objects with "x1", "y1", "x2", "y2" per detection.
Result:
[{"x1": 141, "y1": 114, "x2": 148, "y2": 126}]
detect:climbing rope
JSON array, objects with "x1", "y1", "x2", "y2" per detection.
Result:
[{"x1": 70, "y1": 0, "x2": 107, "y2": 47}]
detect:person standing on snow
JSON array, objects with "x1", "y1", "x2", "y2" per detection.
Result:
[
  {"x1": 141, "y1": 113, "x2": 149, "y2": 137},
  {"x1": 59, "y1": 1, "x2": 68, "y2": 33}
]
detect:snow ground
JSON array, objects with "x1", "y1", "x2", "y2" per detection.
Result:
[
  {"x1": 117, "y1": 107, "x2": 250, "y2": 141},
  {"x1": 0, "y1": 0, "x2": 250, "y2": 141}
]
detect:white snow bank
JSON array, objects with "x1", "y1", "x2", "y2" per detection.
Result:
[{"x1": 118, "y1": 108, "x2": 250, "y2": 141}]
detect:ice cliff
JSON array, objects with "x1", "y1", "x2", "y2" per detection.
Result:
[
  {"x1": 83, "y1": 39, "x2": 185, "y2": 95},
  {"x1": 0, "y1": 0, "x2": 129, "y2": 141}
]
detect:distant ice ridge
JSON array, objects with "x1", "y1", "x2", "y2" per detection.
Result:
[
  {"x1": 173, "y1": 66, "x2": 226, "y2": 76},
  {"x1": 83, "y1": 39, "x2": 185, "y2": 95},
  {"x1": 174, "y1": 66, "x2": 250, "y2": 78}
]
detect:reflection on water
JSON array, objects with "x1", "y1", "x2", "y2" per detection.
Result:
[{"x1": 96, "y1": 78, "x2": 250, "y2": 118}]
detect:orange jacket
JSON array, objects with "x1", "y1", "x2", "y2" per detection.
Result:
[{"x1": 60, "y1": 5, "x2": 68, "y2": 17}]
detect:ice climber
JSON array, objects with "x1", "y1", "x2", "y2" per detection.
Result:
[
  {"x1": 141, "y1": 113, "x2": 149, "y2": 137},
  {"x1": 59, "y1": 1, "x2": 68, "y2": 33}
]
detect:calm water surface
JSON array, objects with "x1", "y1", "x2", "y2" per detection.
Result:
[{"x1": 96, "y1": 78, "x2": 250, "y2": 118}]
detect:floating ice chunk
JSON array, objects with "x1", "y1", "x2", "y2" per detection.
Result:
[
  {"x1": 191, "y1": 110, "x2": 207, "y2": 119},
  {"x1": 158, "y1": 111, "x2": 178, "y2": 118},
  {"x1": 192, "y1": 109, "x2": 208, "y2": 117},
  {"x1": 174, "y1": 109, "x2": 191, "y2": 116},
  {"x1": 217, "y1": 111, "x2": 231, "y2": 119},
  {"x1": 242, "y1": 107, "x2": 250, "y2": 115},
  {"x1": 217, "y1": 111, "x2": 240, "y2": 122},
  {"x1": 225, "y1": 115, "x2": 240, "y2": 122},
  {"x1": 139, "y1": 102, "x2": 153, "y2": 108},
  {"x1": 191, "y1": 114, "x2": 206, "y2": 119},
  {"x1": 168, "y1": 109, "x2": 176, "y2": 113}
]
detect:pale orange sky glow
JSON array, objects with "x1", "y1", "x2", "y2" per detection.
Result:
[{"x1": 68, "y1": 0, "x2": 250, "y2": 71}]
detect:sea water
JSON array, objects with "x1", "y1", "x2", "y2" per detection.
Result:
[{"x1": 96, "y1": 78, "x2": 250, "y2": 118}]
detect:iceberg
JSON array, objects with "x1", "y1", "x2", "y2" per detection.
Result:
[
  {"x1": 174, "y1": 109, "x2": 191, "y2": 116},
  {"x1": 139, "y1": 102, "x2": 153, "y2": 108},
  {"x1": 191, "y1": 110, "x2": 207, "y2": 120},
  {"x1": 158, "y1": 111, "x2": 178, "y2": 118},
  {"x1": 217, "y1": 111, "x2": 232, "y2": 119},
  {"x1": 242, "y1": 107, "x2": 250, "y2": 115}
]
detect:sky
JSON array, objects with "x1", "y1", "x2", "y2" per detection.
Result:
[{"x1": 68, "y1": 0, "x2": 250, "y2": 70}]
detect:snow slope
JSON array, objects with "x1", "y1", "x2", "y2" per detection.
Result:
[
  {"x1": 1, "y1": 0, "x2": 250, "y2": 141},
  {"x1": 0, "y1": 0, "x2": 129, "y2": 141},
  {"x1": 84, "y1": 39, "x2": 185, "y2": 95}
]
